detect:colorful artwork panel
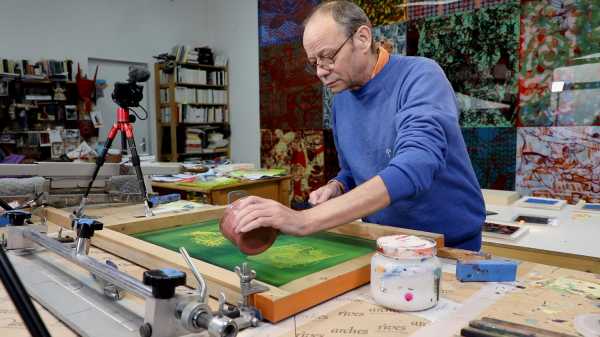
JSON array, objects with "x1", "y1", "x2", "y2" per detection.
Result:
[
  {"x1": 407, "y1": 2, "x2": 520, "y2": 127},
  {"x1": 518, "y1": 0, "x2": 600, "y2": 126},
  {"x1": 323, "y1": 87, "x2": 334, "y2": 129},
  {"x1": 462, "y1": 127, "x2": 517, "y2": 190},
  {"x1": 408, "y1": 0, "x2": 514, "y2": 20},
  {"x1": 352, "y1": 0, "x2": 408, "y2": 26},
  {"x1": 260, "y1": 42, "x2": 323, "y2": 129},
  {"x1": 323, "y1": 128, "x2": 340, "y2": 182},
  {"x1": 258, "y1": 0, "x2": 320, "y2": 47},
  {"x1": 516, "y1": 127, "x2": 600, "y2": 203},
  {"x1": 261, "y1": 129, "x2": 326, "y2": 207},
  {"x1": 372, "y1": 22, "x2": 407, "y2": 55}
]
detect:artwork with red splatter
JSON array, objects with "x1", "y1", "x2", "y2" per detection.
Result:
[
  {"x1": 518, "y1": 0, "x2": 600, "y2": 126},
  {"x1": 516, "y1": 126, "x2": 600, "y2": 203}
]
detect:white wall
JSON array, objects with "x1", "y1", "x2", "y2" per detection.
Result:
[
  {"x1": 0, "y1": 0, "x2": 210, "y2": 155},
  {"x1": 205, "y1": 0, "x2": 261, "y2": 166}
]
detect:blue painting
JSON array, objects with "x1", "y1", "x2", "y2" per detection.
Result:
[
  {"x1": 461, "y1": 127, "x2": 517, "y2": 190},
  {"x1": 259, "y1": 0, "x2": 320, "y2": 47}
]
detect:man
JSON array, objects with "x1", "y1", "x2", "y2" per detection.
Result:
[{"x1": 231, "y1": 0, "x2": 485, "y2": 250}]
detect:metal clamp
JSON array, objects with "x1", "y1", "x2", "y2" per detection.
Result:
[
  {"x1": 179, "y1": 247, "x2": 207, "y2": 303},
  {"x1": 233, "y1": 263, "x2": 268, "y2": 328},
  {"x1": 235, "y1": 263, "x2": 269, "y2": 308},
  {"x1": 177, "y1": 247, "x2": 238, "y2": 337},
  {"x1": 92, "y1": 260, "x2": 126, "y2": 301}
]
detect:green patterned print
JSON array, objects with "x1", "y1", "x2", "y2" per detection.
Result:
[{"x1": 133, "y1": 220, "x2": 375, "y2": 286}]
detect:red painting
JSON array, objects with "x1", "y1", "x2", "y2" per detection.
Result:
[
  {"x1": 260, "y1": 42, "x2": 323, "y2": 129},
  {"x1": 261, "y1": 129, "x2": 326, "y2": 207}
]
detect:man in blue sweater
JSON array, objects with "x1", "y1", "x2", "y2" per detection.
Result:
[{"x1": 231, "y1": 0, "x2": 485, "y2": 250}]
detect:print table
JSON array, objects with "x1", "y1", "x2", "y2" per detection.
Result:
[
  {"x1": 2, "y1": 244, "x2": 598, "y2": 337},
  {"x1": 482, "y1": 201, "x2": 600, "y2": 274}
]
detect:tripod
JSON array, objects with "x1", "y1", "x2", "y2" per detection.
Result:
[{"x1": 76, "y1": 106, "x2": 153, "y2": 218}]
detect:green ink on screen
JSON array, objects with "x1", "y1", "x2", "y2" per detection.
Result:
[{"x1": 133, "y1": 219, "x2": 375, "y2": 286}]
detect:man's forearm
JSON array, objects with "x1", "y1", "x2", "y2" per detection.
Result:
[{"x1": 302, "y1": 176, "x2": 391, "y2": 234}]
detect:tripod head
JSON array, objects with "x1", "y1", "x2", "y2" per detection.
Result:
[{"x1": 112, "y1": 66, "x2": 150, "y2": 109}]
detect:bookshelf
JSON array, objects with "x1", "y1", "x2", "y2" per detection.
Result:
[
  {"x1": 154, "y1": 62, "x2": 230, "y2": 162},
  {"x1": 0, "y1": 58, "x2": 90, "y2": 161}
]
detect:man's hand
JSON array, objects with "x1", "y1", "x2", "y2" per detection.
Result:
[
  {"x1": 308, "y1": 180, "x2": 342, "y2": 206},
  {"x1": 231, "y1": 196, "x2": 312, "y2": 236}
]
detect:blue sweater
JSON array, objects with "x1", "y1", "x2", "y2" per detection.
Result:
[{"x1": 332, "y1": 55, "x2": 485, "y2": 250}]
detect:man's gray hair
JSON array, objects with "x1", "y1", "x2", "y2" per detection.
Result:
[{"x1": 304, "y1": 0, "x2": 377, "y2": 52}]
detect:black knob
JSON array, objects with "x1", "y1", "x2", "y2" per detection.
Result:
[
  {"x1": 139, "y1": 322, "x2": 152, "y2": 337},
  {"x1": 143, "y1": 268, "x2": 186, "y2": 299},
  {"x1": 5, "y1": 210, "x2": 32, "y2": 226},
  {"x1": 223, "y1": 304, "x2": 241, "y2": 319},
  {"x1": 73, "y1": 218, "x2": 104, "y2": 239}
]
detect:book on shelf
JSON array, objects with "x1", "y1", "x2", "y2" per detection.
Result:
[
  {"x1": 173, "y1": 87, "x2": 226, "y2": 105},
  {"x1": 185, "y1": 127, "x2": 206, "y2": 152},
  {"x1": 214, "y1": 55, "x2": 228, "y2": 67},
  {"x1": 160, "y1": 107, "x2": 172, "y2": 124},
  {"x1": 179, "y1": 104, "x2": 225, "y2": 123},
  {"x1": 0, "y1": 58, "x2": 73, "y2": 81},
  {"x1": 176, "y1": 67, "x2": 208, "y2": 85}
]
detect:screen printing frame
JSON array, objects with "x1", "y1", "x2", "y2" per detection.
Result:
[{"x1": 44, "y1": 204, "x2": 444, "y2": 322}]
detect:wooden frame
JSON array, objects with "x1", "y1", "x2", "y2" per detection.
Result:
[
  {"x1": 483, "y1": 241, "x2": 600, "y2": 274},
  {"x1": 44, "y1": 205, "x2": 444, "y2": 322}
]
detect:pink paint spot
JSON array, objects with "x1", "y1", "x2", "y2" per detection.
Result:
[{"x1": 405, "y1": 293, "x2": 413, "y2": 302}]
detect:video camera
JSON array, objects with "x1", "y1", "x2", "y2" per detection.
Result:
[{"x1": 112, "y1": 66, "x2": 150, "y2": 109}]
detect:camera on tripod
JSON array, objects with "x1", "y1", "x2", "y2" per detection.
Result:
[{"x1": 112, "y1": 66, "x2": 150, "y2": 109}]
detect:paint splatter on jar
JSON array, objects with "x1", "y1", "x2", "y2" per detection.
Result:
[{"x1": 371, "y1": 235, "x2": 442, "y2": 311}]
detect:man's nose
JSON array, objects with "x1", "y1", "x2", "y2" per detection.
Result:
[{"x1": 316, "y1": 65, "x2": 330, "y2": 79}]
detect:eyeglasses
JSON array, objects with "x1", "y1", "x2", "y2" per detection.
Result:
[{"x1": 305, "y1": 31, "x2": 356, "y2": 75}]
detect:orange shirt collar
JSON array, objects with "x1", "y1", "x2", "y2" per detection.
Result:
[{"x1": 371, "y1": 46, "x2": 390, "y2": 79}]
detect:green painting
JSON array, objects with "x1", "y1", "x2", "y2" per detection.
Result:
[
  {"x1": 407, "y1": 1, "x2": 520, "y2": 127},
  {"x1": 133, "y1": 220, "x2": 375, "y2": 286}
]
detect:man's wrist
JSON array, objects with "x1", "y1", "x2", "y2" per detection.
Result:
[{"x1": 327, "y1": 179, "x2": 344, "y2": 195}]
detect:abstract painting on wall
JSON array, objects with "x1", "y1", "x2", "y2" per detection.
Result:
[
  {"x1": 518, "y1": 0, "x2": 600, "y2": 126},
  {"x1": 462, "y1": 127, "x2": 517, "y2": 190},
  {"x1": 261, "y1": 129, "x2": 326, "y2": 208},
  {"x1": 323, "y1": 128, "x2": 340, "y2": 182},
  {"x1": 408, "y1": 0, "x2": 514, "y2": 20},
  {"x1": 373, "y1": 22, "x2": 407, "y2": 55},
  {"x1": 323, "y1": 87, "x2": 334, "y2": 129},
  {"x1": 260, "y1": 41, "x2": 323, "y2": 129},
  {"x1": 258, "y1": 0, "x2": 320, "y2": 47},
  {"x1": 352, "y1": 0, "x2": 408, "y2": 26},
  {"x1": 516, "y1": 127, "x2": 600, "y2": 203},
  {"x1": 407, "y1": 2, "x2": 520, "y2": 127}
]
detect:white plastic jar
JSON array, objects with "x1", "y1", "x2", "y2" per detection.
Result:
[{"x1": 370, "y1": 235, "x2": 442, "y2": 311}]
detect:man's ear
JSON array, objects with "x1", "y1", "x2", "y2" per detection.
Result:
[{"x1": 355, "y1": 25, "x2": 373, "y2": 53}]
